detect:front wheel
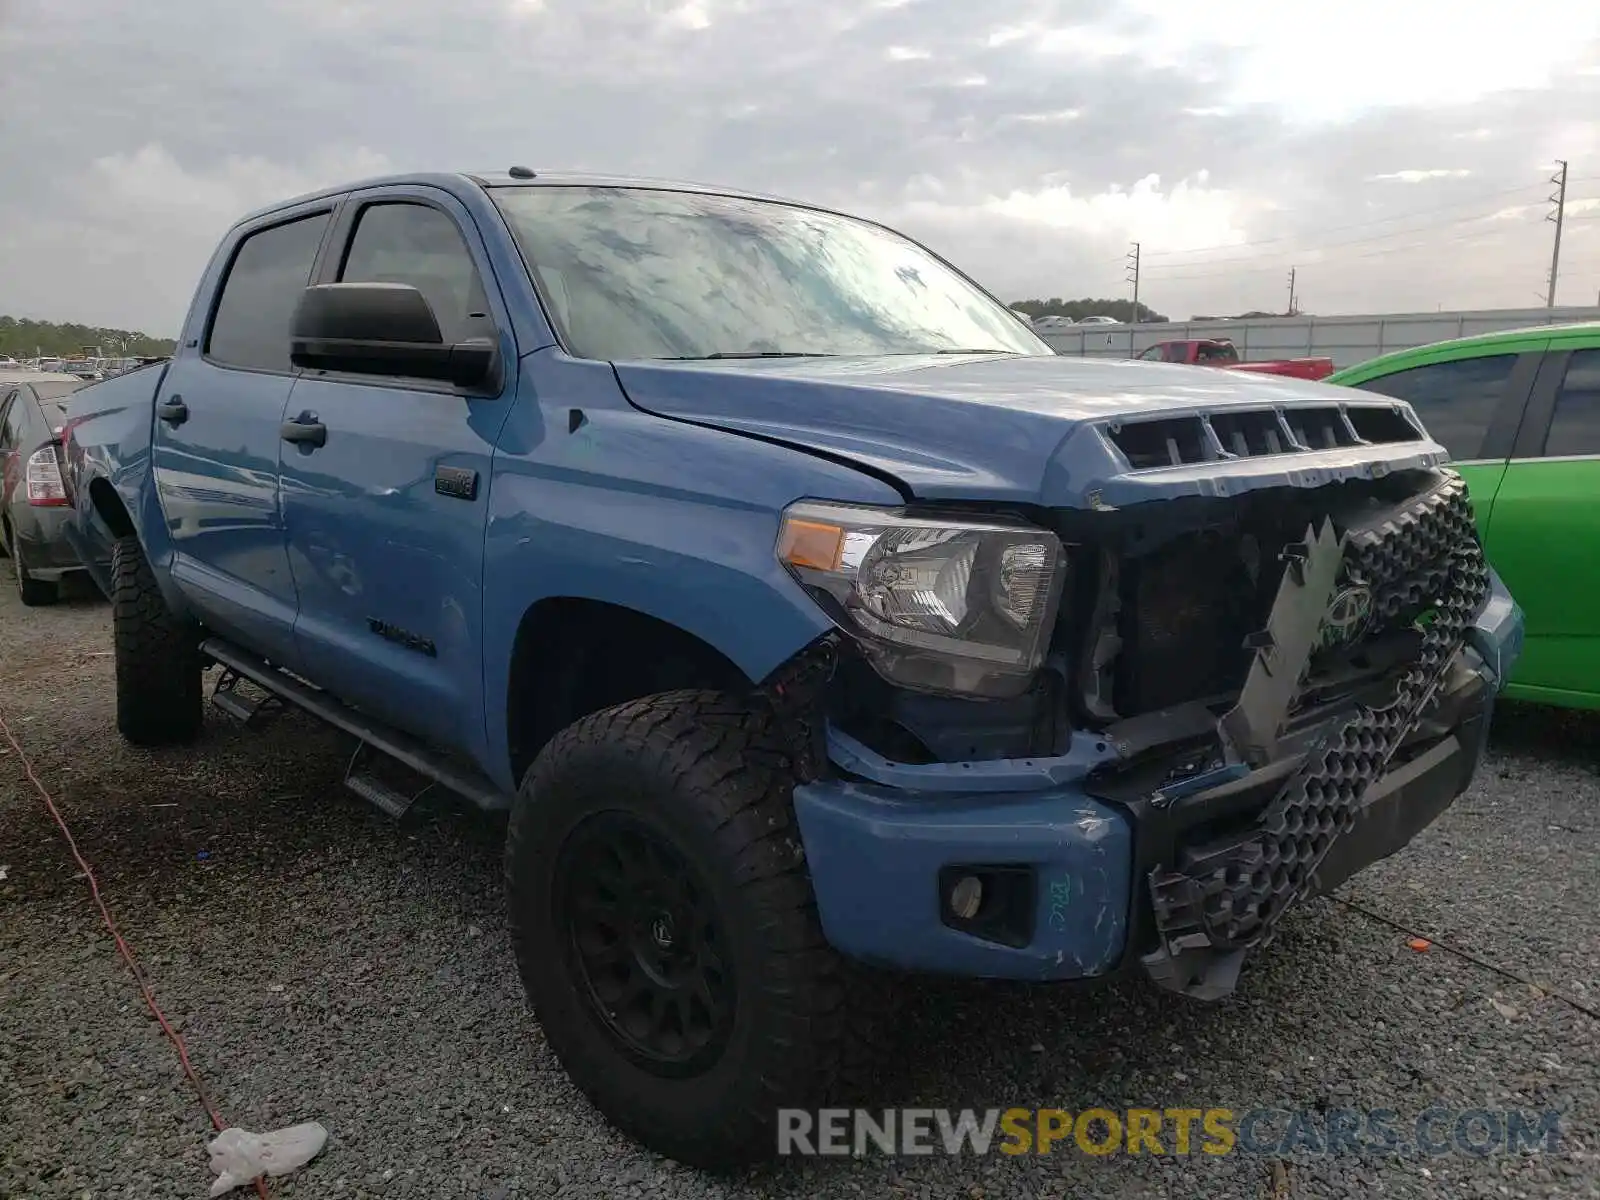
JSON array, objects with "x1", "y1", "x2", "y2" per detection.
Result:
[
  {"x1": 505, "y1": 690, "x2": 866, "y2": 1168},
  {"x1": 110, "y1": 534, "x2": 203, "y2": 745}
]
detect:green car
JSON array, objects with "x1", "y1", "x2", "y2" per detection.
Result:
[{"x1": 1328, "y1": 321, "x2": 1600, "y2": 709}]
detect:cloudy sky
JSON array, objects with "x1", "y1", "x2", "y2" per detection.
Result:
[{"x1": 3, "y1": 0, "x2": 1599, "y2": 334}]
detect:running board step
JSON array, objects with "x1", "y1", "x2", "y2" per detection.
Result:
[
  {"x1": 344, "y1": 771, "x2": 417, "y2": 819},
  {"x1": 198, "y1": 637, "x2": 511, "y2": 814},
  {"x1": 210, "y1": 666, "x2": 281, "y2": 724},
  {"x1": 210, "y1": 687, "x2": 260, "y2": 723}
]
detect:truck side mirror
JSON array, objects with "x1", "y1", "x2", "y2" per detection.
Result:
[{"x1": 289, "y1": 282, "x2": 499, "y2": 390}]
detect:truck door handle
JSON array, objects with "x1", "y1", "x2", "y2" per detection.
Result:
[
  {"x1": 157, "y1": 397, "x2": 189, "y2": 426},
  {"x1": 280, "y1": 415, "x2": 327, "y2": 449}
]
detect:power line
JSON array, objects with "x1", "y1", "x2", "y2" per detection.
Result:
[
  {"x1": 1142, "y1": 175, "x2": 1600, "y2": 263},
  {"x1": 1142, "y1": 181, "x2": 1547, "y2": 259},
  {"x1": 1144, "y1": 218, "x2": 1551, "y2": 281},
  {"x1": 1143, "y1": 203, "x2": 1570, "y2": 275}
]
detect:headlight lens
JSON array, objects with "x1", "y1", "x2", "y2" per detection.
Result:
[{"x1": 777, "y1": 501, "x2": 1068, "y2": 697}]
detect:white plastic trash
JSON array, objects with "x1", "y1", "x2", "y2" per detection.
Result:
[{"x1": 207, "y1": 1121, "x2": 329, "y2": 1196}]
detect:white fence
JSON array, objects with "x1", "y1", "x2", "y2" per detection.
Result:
[{"x1": 1038, "y1": 306, "x2": 1600, "y2": 370}]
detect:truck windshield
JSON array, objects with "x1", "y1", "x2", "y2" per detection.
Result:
[{"x1": 494, "y1": 186, "x2": 1051, "y2": 362}]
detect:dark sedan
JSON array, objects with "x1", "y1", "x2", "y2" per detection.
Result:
[{"x1": 1, "y1": 371, "x2": 91, "y2": 604}]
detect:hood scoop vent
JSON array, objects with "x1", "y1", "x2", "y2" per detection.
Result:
[{"x1": 1106, "y1": 404, "x2": 1423, "y2": 471}]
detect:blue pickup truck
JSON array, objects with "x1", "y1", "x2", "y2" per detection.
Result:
[{"x1": 61, "y1": 170, "x2": 1523, "y2": 1167}]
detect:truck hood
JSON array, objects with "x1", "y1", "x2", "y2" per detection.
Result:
[{"x1": 611, "y1": 352, "x2": 1449, "y2": 509}]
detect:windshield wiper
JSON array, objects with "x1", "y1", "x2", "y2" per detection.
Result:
[
  {"x1": 666, "y1": 351, "x2": 841, "y2": 360},
  {"x1": 930, "y1": 348, "x2": 1020, "y2": 355}
]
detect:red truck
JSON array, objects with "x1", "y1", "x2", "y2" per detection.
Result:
[{"x1": 1136, "y1": 338, "x2": 1334, "y2": 381}]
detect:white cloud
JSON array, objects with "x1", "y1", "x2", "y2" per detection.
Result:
[
  {"x1": 978, "y1": 173, "x2": 1255, "y2": 250},
  {"x1": 1115, "y1": 0, "x2": 1600, "y2": 120},
  {"x1": 1368, "y1": 169, "x2": 1474, "y2": 183},
  {"x1": 663, "y1": 0, "x2": 712, "y2": 30},
  {"x1": 1004, "y1": 109, "x2": 1082, "y2": 124}
]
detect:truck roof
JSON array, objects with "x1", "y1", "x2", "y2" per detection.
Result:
[{"x1": 234, "y1": 169, "x2": 802, "y2": 229}]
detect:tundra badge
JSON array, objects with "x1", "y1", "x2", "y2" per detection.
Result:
[{"x1": 434, "y1": 465, "x2": 478, "y2": 501}]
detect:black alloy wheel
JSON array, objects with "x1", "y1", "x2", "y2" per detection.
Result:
[
  {"x1": 505, "y1": 689, "x2": 889, "y2": 1168},
  {"x1": 554, "y1": 811, "x2": 735, "y2": 1075}
]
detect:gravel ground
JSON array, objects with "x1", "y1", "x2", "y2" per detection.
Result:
[{"x1": 2, "y1": 573, "x2": 1597, "y2": 1199}]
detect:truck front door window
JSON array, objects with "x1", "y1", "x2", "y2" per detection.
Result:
[
  {"x1": 1542, "y1": 348, "x2": 1600, "y2": 457},
  {"x1": 338, "y1": 203, "x2": 493, "y2": 345},
  {"x1": 1349, "y1": 353, "x2": 1517, "y2": 461},
  {"x1": 206, "y1": 213, "x2": 332, "y2": 373}
]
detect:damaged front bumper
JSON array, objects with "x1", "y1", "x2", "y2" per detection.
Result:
[{"x1": 790, "y1": 556, "x2": 1523, "y2": 996}]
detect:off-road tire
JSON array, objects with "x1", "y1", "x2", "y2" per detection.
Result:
[
  {"x1": 505, "y1": 689, "x2": 880, "y2": 1169},
  {"x1": 7, "y1": 529, "x2": 58, "y2": 607},
  {"x1": 111, "y1": 533, "x2": 203, "y2": 745}
]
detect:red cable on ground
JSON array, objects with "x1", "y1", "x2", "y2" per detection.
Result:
[{"x1": 0, "y1": 707, "x2": 271, "y2": 1200}]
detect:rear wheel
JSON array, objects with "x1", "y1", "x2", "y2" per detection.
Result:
[
  {"x1": 111, "y1": 533, "x2": 203, "y2": 745},
  {"x1": 505, "y1": 690, "x2": 869, "y2": 1168},
  {"x1": 6, "y1": 525, "x2": 58, "y2": 606}
]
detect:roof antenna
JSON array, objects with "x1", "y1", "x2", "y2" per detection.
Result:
[{"x1": 507, "y1": 165, "x2": 536, "y2": 180}]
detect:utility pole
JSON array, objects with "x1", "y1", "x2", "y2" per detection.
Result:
[
  {"x1": 1546, "y1": 160, "x2": 1568, "y2": 309},
  {"x1": 1126, "y1": 242, "x2": 1141, "y2": 323},
  {"x1": 1287, "y1": 267, "x2": 1297, "y2": 316}
]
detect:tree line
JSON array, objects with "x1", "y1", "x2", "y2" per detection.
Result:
[
  {"x1": 0, "y1": 314, "x2": 176, "y2": 360},
  {"x1": 1008, "y1": 298, "x2": 1170, "y2": 324}
]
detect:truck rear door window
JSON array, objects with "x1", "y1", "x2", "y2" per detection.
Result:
[
  {"x1": 1543, "y1": 348, "x2": 1600, "y2": 458},
  {"x1": 1349, "y1": 353, "x2": 1517, "y2": 461},
  {"x1": 206, "y1": 212, "x2": 332, "y2": 374}
]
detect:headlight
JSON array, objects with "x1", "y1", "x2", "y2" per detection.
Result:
[{"x1": 776, "y1": 501, "x2": 1068, "y2": 698}]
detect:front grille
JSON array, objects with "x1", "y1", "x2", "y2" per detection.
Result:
[
  {"x1": 1116, "y1": 533, "x2": 1260, "y2": 713},
  {"x1": 1141, "y1": 473, "x2": 1489, "y2": 986},
  {"x1": 1105, "y1": 477, "x2": 1476, "y2": 719},
  {"x1": 1105, "y1": 404, "x2": 1422, "y2": 470}
]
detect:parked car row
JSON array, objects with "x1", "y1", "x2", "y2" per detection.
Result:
[
  {"x1": 1, "y1": 355, "x2": 166, "y2": 382},
  {"x1": 1015, "y1": 312, "x2": 1122, "y2": 329}
]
